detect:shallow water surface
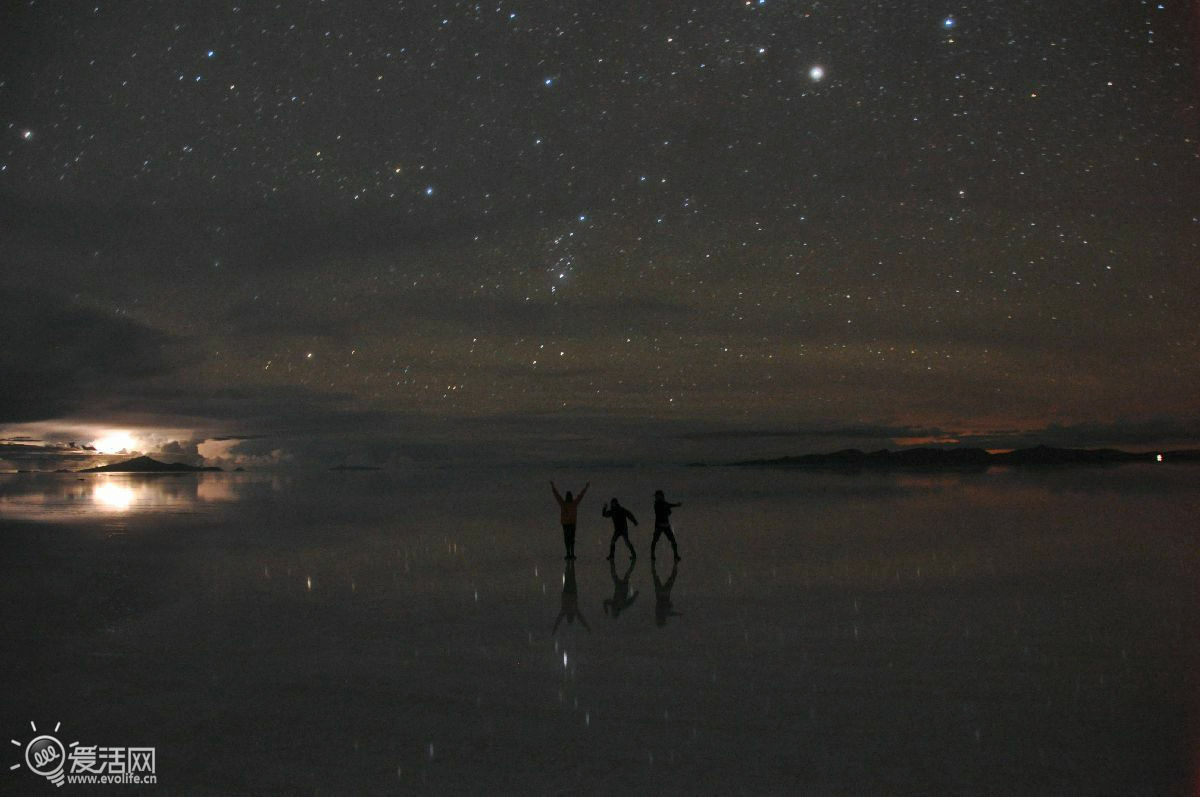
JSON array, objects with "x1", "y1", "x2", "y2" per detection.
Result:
[{"x1": 2, "y1": 465, "x2": 1198, "y2": 794}]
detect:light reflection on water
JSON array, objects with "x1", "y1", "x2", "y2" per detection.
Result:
[
  {"x1": 1, "y1": 464, "x2": 1199, "y2": 792},
  {"x1": 93, "y1": 481, "x2": 135, "y2": 510},
  {"x1": 0, "y1": 472, "x2": 274, "y2": 520}
]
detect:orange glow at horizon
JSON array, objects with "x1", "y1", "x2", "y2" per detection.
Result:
[
  {"x1": 893, "y1": 437, "x2": 960, "y2": 447},
  {"x1": 90, "y1": 431, "x2": 139, "y2": 454}
]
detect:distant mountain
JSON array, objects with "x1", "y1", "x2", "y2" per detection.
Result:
[
  {"x1": 993, "y1": 445, "x2": 1144, "y2": 466},
  {"x1": 724, "y1": 446, "x2": 1200, "y2": 470},
  {"x1": 78, "y1": 455, "x2": 222, "y2": 473},
  {"x1": 329, "y1": 465, "x2": 383, "y2": 471}
]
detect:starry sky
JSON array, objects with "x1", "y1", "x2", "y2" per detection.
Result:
[{"x1": 1, "y1": 1, "x2": 1197, "y2": 468}]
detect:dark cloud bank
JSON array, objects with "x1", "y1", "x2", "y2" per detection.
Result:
[{"x1": 2, "y1": 291, "x2": 1198, "y2": 471}]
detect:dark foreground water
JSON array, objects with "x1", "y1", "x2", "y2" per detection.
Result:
[{"x1": 2, "y1": 465, "x2": 1199, "y2": 795}]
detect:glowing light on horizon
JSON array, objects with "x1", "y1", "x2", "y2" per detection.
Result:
[{"x1": 91, "y1": 431, "x2": 138, "y2": 454}]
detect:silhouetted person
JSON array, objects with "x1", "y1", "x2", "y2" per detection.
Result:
[
  {"x1": 602, "y1": 556, "x2": 639, "y2": 619},
  {"x1": 602, "y1": 497, "x2": 638, "y2": 560},
  {"x1": 553, "y1": 560, "x2": 590, "y2": 632},
  {"x1": 551, "y1": 480, "x2": 589, "y2": 559},
  {"x1": 651, "y1": 489, "x2": 681, "y2": 561},
  {"x1": 652, "y1": 558, "x2": 681, "y2": 627}
]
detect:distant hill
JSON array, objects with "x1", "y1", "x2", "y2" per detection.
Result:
[
  {"x1": 723, "y1": 445, "x2": 1200, "y2": 470},
  {"x1": 79, "y1": 455, "x2": 222, "y2": 473},
  {"x1": 329, "y1": 464, "x2": 383, "y2": 471}
]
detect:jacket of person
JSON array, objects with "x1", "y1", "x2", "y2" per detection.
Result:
[
  {"x1": 552, "y1": 483, "x2": 588, "y2": 524},
  {"x1": 653, "y1": 497, "x2": 679, "y2": 527},
  {"x1": 602, "y1": 503, "x2": 638, "y2": 533}
]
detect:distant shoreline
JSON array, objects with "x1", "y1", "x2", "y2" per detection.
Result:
[{"x1": 698, "y1": 445, "x2": 1200, "y2": 470}]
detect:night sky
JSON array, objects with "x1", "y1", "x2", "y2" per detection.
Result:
[{"x1": 1, "y1": 1, "x2": 1197, "y2": 469}]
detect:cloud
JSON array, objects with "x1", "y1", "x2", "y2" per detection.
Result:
[
  {"x1": 0, "y1": 440, "x2": 105, "y2": 471},
  {"x1": 157, "y1": 440, "x2": 198, "y2": 456},
  {"x1": 677, "y1": 423, "x2": 950, "y2": 442},
  {"x1": 200, "y1": 436, "x2": 293, "y2": 470},
  {"x1": 674, "y1": 416, "x2": 1200, "y2": 455},
  {"x1": 146, "y1": 439, "x2": 205, "y2": 466},
  {"x1": 0, "y1": 296, "x2": 192, "y2": 424},
  {"x1": 951, "y1": 418, "x2": 1200, "y2": 450},
  {"x1": 219, "y1": 286, "x2": 694, "y2": 343}
]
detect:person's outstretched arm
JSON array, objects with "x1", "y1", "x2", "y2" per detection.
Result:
[
  {"x1": 627, "y1": 509, "x2": 638, "y2": 526},
  {"x1": 669, "y1": 501, "x2": 681, "y2": 508},
  {"x1": 576, "y1": 482, "x2": 590, "y2": 502},
  {"x1": 550, "y1": 481, "x2": 564, "y2": 506},
  {"x1": 602, "y1": 503, "x2": 612, "y2": 518}
]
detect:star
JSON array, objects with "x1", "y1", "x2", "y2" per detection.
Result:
[{"x1": 808, "y1": 65, "x2": 825, "y2": 82}]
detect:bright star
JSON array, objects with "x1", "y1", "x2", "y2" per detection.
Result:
[
  {"x1": 943, "y1": 16, "x2": 956, "y2": 28},
  {"x1": 809, "y1": 65, "x2": 825, "y2": 82},
  {"x1": 20, "y1": 129, "x2": 33, "y2": 140},
  {"x1": 424, "y1": 186, "x2": 434, "y2": 196}
]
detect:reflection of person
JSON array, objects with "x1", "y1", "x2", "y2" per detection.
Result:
[
  {"x1": 602, "y1": 557, "x2": 639, "y2": 619},
  {"x1": 553, "y1": 560, "x2": 590, "y2": 632},
  {"x1": 652, "y1": 558, "x2": 681, "y2": 627},
  {"x1": 551, "y1": 480, "x2": 589, "y2": 559},
  {"x1": 651, "y1": 489, "x2": 681, "y2": 561},
  {"x1": 602, "y1": 497, "x2": 638, "y2": 560}
]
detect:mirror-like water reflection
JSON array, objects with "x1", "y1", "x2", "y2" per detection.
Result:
[
  {"x1": 2, "y1": 465, "x2": 1199, "y2": 793},
  {"x1": 0, "y1": 472, "x2": 276, "y2": 519}
]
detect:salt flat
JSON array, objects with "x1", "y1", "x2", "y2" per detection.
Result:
[{"x1": 2, "y1": 464, "x2": 1198, "y2": 794}]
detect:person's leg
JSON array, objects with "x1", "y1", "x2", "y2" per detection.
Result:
[
  {"x1": 664, "y1": 526, "x2": 680, "y2": 559},
  {"x1": 607, "y1": 531, "x2": 618, "y2": 559},
  {"x1": 651, "y1": 527, "x2": 662, "y2": 558},
  {"x1": 563, "y1": 523, "x2": 576, "y2": 558},
  {"x1": 623, "y1": 531, "x2": 636, "y2": 558}
]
